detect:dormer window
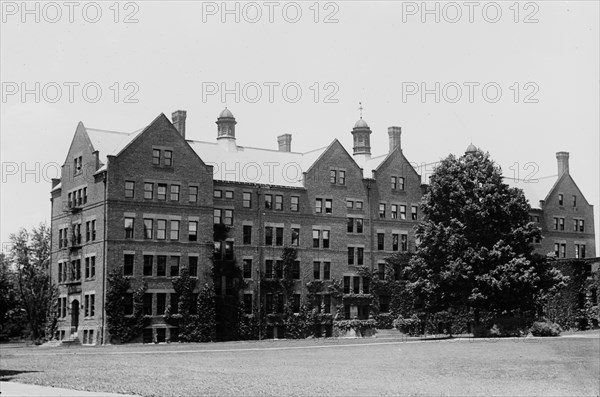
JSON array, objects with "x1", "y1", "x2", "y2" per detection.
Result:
[{"x1": 152, "y1": 148, "x2": 173, "y2": 166}]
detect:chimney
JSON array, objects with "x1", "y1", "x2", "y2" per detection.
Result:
[
  {"x1": 278, "y1": 134, "x2": 292, "y2": 152},
  {"x1": 556, "y1": 151, "x2": 569, "y2": 176},
  {"x1": 172, "y1": 110, "x2": 187, "y2": 138},
  {"x1": 388, "y1": 126, "x2": 402, "y2": 153}
]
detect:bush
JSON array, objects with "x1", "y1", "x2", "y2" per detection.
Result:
[
  {"x1": 393, "y1": 314, "x2": 422, "y2": 336},
  {"x1": 530, "y1": 321, "x2": 561, "y2": 337}
]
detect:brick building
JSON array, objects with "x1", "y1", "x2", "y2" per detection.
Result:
[{"x1": 50, "y1": 108, "x2": 424, "y2": 344}]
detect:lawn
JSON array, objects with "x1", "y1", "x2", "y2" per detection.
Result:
[{"x1": 1, "y1": 334, "x2": 599, "y2": 396}]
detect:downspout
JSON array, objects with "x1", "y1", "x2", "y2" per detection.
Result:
[
  {"x1": 100, "y1": 169, "x2": 108, "y2": 344},
  {"x1": 367, "y1": 180, "x2": 374, "y2": 272}
]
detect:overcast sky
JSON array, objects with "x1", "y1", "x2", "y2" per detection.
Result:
[{"x1": 1, "y1": 1, "x2": 598, "y2": 250}]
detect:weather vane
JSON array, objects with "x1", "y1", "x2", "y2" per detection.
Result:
[{"x1": 358, "y1": 102, "x2": 364, "y2": 119}]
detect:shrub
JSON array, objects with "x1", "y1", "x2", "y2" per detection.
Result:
[
  {"x1": 393, "y1": 314, "x2": 422, "y2": 336},
  {"x1": 530, "y1": 321, "x2": 561, "y2": 337}
]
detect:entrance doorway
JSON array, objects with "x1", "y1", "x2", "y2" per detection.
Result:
[{"x1": 71, "y1": 299, "x2": 79, "y2": 336}]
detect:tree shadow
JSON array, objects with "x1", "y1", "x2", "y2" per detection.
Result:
[{"x1": 0, "y1": 369, "x2": 40, "y2": 381}]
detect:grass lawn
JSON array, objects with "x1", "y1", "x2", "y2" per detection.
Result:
[{"x1": 1, "y1": 334, "x2": 599, "y2": 396}]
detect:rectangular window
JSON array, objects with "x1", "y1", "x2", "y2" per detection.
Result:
[
  {"x1": 377, "y1": 233, "x2": 385, "y2": 250},
  {"x1": 156, "y1": 293, "x2": 166, "y2": 315},
  {"x1": 144, "y1": 219, "x2": 153, "y2": 239},
  {"x1": 124, "y1": 217, "x2": 134, "y2": 239},
  {"x1": 265, "y1": 194, "x2": 273, "y2": 209},
  {"x1": 356, "y1": 218, "x2": 363, "y2": 233},
  {"x1": 325, "y1": 199, "x2": 332, "y2": 214},
  {"x1": 392, "y1": 234, "x2": 399, "y2": 251},
  {"x1": 224, "y1": 210, "x2": 233, "y2": 226},
  {"x1": 323, "y1": 295, "x2": 331, "y2": 313},
  {"x1": 144, "y1": 183, "x2": 153, "y2": 200},
  {"x1": 243, "y1": 225, "x2": 252, "y2": 245},
  {"x1": 170, "y1": 220, "x2": 180, "y2": 240},
  {"x1": 124, "y1": 254, "x2": 134, "y2": 276},
  {"x1": 379, "y1": 204, "x2": 386, "y2": 219},
  {"x1": 189, "y1": 186, "x2": 198, "y2": 203},
  {"x1": 170, "y1": 256, "x2": 180, "y2": 277},
  {"x1": 292, "y1": 294, "x2": 301, "y2": 313},
  {"x1": 579, "y1": 219, "x2": 584, "y2": 232},
  {"x1": 353, "y1": 277, "x2": 360, "y2": 294},
  {"x1": 290, "y1": 196, "x2": 299, "y2": 212},
  {"x1": 91, "y1": 220, "x2": 96, "y2": 240},
  {"x1": 554, "y1": 243, "x2": 560, "y2": 257},
  {"x1": 224, "y1": 241, "x2": 234, "y2": 261},
  {"x1": 265, "y1": 227, "x2": 273, "y2": 246},
  {"x1": 347, "y1": 200, "x2": 354, "y2": 209},
  {"x1": 157, "y1": 184, "x2": 167, "y2": 201},
  {"x1": 157, "y1": 219, "x2": 166, "y2": 240},
  {"x1": 311, "y1": 229, "x2": 319, "y2": 248},
  {"x1": 363, "y1": 278, "x2": 370, "y2": 294},
  {"x1": 348, "y1": 247, "x2": 355, "y2": 265},
  {"x1": 391, "y1": 205, "x2": 398, "y2": 219},
  {"x1": 275, "y1": 260, "x2": 284, "y2": 279},
  {"x1": 581, "y1": 244, "x2": 586, "y2": 259},
  {"x1": 243, "y1": 192, "x2": 252, "y2": 208},
  {"x1": 344, "y1": 276, "x2": 350, "y2": 294},
  {"x1": 170, "y1": 185, "x2": 180, "y2": 201},
  {"x1": 292, "y1": 261, "x2": 300, "y2": 280},
  {"x1": 330, "y1": 170, "x2": 337, "y2": 184},
  {"x1": 85, "y1": 257, "x2": 90, "y2": 278},
  {"x1": 74, "y1": 156, "x2": 82, "y2": 174},
  {"x1": 123, "y1": 293, "x2": 134, "y2": 315},
  {"x1": 573, "y1": 195, "x2": 577, "y2": 207},
  {"x1": 411, "y1": 206, "x2": 418, "y2": 220},
  {"x1": 213, "y1": 209, "x2": 222, "y2": 225},
  {"x1": 323, "y1": 262, "x2": 330, "y2": 280},
  {"x1": 560, "y1": 243, "x2": 566, "y2": 258},
  {"x1": 125, "y1": 181, "x2": 135, "y2": 198},
  {"x1": 214, "y1": 189, "x2": 222, "y2": 198},
  {"x1": 152, "y1": 149, "x2": 160, "y2": 165},
  {"x1": 188, "y1": 221, "x2": 197, "y2": 242},
  {"x1": 322, "y1": 230, "x2": 330, "y2": 249},
  {"x1": 189, "y1": 256, "x2": 198, "y2": 277},
  {"x1": 356, "y1": 201, "x2": 363, "y2": 209},
  {"x1": 243, "y1": 259, "x2": 252, "y2": 279},
  {"x1": 315, "y1": 198, "x2": 323, "y2": 213},
  {"x1": 275, "y1": 227, "x2": 283, "y2": 246},
  {"x1": 85, "y1": 221, "x2": 91, "y2": 242},
  {"x1": 553, "y1": 217, "x2": 559, "y2": 230},
  {"x1": 378, "y1": 263, "x2": 385, "y2": 280},
  {"x1": 338, "y1": 170, "x2": 346, "y2": 185},
  {"x1": 573, "y1": 219, "x2": 578, "y2": 232},
  {"x1": 157, "y1": 256, "x2": 167, "y2": 277},
  {"x1": 313, "y1": 261, "x2": 320, "y2": 279},
  {"x1": 225, "y1": 190, "x2": 234, "y2": 199},
  {"x1": 275, "y1": 195, "x2": 283, "y2": 211},
  {"x1": 266, "y1": 260, "x2": 274, "y2": 279},
  {"x1": 400, "y1": 205, "x2": 407, "y2": 220},
  {"x1": 143, "y1": 255, "x2": 153, "y2": 276},
  {"x1": 243, "y1": 294, "x2": 253, "y2": 314},
  {"x1": 401, "y1": 234, "x2": 408, "y2": 252},
  {"x1": 398, "y1": 177, "x2": 405, "y2": 190},
  {"x1": 347, "y1": 218, "x2": 354, "y2": 233},
  {"x1": 391, "y1": 176, "x2": 397, "y2": 190},
  {"x1": 559, "y1": 218, "x2": 565, "y2": 231},
  {"x1": 164, "y1": 150, "x2": 172, "y2": 166},
  {"x1": 291, "y1": 228, "x2": 300, "y2": 246},
  {"x1": 170, "y1": 293, "x2": 179, "y2": 314},
  {"x1": 558, "y1": 193, "x2": 564, "y2": 206}
]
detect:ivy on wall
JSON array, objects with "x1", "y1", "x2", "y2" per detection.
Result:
[{"x1": 105, "y1": 268, "x2": 149, "y2": 343}]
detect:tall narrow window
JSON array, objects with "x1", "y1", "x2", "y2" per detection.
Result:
[
  {"x1": 558, "y1": 193, "x2": 563, "y2": 206},
  {"x1": 356, "y1": 218, "x2": 363, "y2": 233},
  {"x1": 125, "y1": 181, "x2": 135, "y2": 198},
  {"x1": 170, "y1": 220, "x2": 180, "y2": 240},
  {"x1": 343, "y1": 276, "x2": 351, "y2": 294},
  {"x1": 243, "y1": 259, "x2": 252, "y2": 279},
  {"x1": 313, "y1": 262, "x2": 320, "y2": 279},
  {"x1": 170, "y1": 185, "x2": 180, "y2": 201},
  {"x1": 357, "y1": 247, "x2": 364, "y2": 265},
  {"x1": 325, "y1": 199, "x2": 332, "y2": 214},
  {"x1": 156, "y1": 293, "x2": 166, "y2": 315},
  {"x1": 313, "y1": 230, "x2": 320, "y2": 248},
  {"x1": 411, "y1": 206, "x2": 418, "y2": 220},
  {"x1": 323, "y1": 262, "x2": 330, "y2": 280},
  {"x1": 348, "y1": 247, "x2": 355, "y2": 265},
  {"x1": 157, "y1": 184, "x2": 167, "y2": 201},
  {"x1": 398, "y1": 177, "x2": 405, "y2": 190},
  {"x1": 401, "y1": 234, "x2": 408, "y2": 252},
  {"x1": 243, "y1": 192, "x2": 252, "y2": 208},
  {"x1": 144, "y1": 182, "x2": 153, "y2": 200},
  {"x1": 143, "y1": 255, "x2": 153, "y2": 276},
  {"x1": 559, "y1": 218, "x2": 565, "y2": 231},
  {"x1": 292, "y1": 261, "x2": 300, "y2": 280},
  {"x1": 400, "y1": 205, "x2": 407, "y2": 220},
  {"x1": 330, "y1": 170, "x2": 337, "y2": 184},
  {"x1": 275, "y1": 227, "x2": 284, "y2": 246},
  {"x1": 275, "y1": 195, "x2": 283, "y2": 211},
  {"x1": 338, "y1": 171, "x2": 346, "y2": 185},
  {"x1": 243, "y1": 225, "x2": 252, "y2": 245},
  {"x1": 392, "y1": 234, "x2": 399, "y2": 251},
  {"x1": 322, "y1": 230, "x2": 330, "y2": 249},
  {"x1": 124, "y1": 254, "x2": 134, "y2": 276},
  {"x1": 379, "y1": 204, "x2": 386, "y2": 218},
  {"x1": 188, "y1": 221, "x2": 197, "y2": 242},
  {"x1": 157, "y1": 219, "x2": 167, "y2": 240},
  {"x1": 124, "y1": 218, "x2": 134, "y2": 239},
  {"x1": 347, "y1": 217, "x2": 354, "y2": 233},
  {"x1": 265, "y1": 194, "x2": 273, "y2": 209},
  {"x1": 189, "y1": 256, "x2": 198, "y2": 277},
  {"x1": 164, "y1": 150, "x2": 173, "y2": 166},
  {"x1": 213, "y1": 209, "x2": 222, "y2": 225},
  {"x1": 579, "y1": 219, "x2": 585, "y2": 232},
  {"x1": 291, "y1": 228, "x2": 300, "y2": 246},
  {"x1": 144, "y1": 219, "x2": 153, "y2": 239},
  {"x1": 152, "y1": 149, "x2": 161, "y2": 165},
  {"x1": 157, "y1": 256, "x2": 167, "y2": 277},
  {"x1": 265, "y1": 227, "x2": 273, "y2": 246},
  {"x1": 170, "y1": 256, "x2": 180, "y2": 277},
  {"x1": 377, "y1": 233, "x2": 385, "y2": 250},
  {"x1": 189, "y1": 186, "x2": 198, "y2": 203},
  {"x1": 315, "y1": 198, "x2": 323, "y2": 213},
  {"x1": 266, "y1": 260, "x2": 274, "y2": 279},
  {"x1": 391, "y1": 205, "x2": 398, "y2": 219},
  {"x1": 572, "y1": 195, "x2": 577, "y2": 207},
  {"x1": 353, "y1": 277, "x2": 360, "y2": 294},
  {"x1": 391, "y1": 176, "x2": 397, "y2": 190},
  {"x1": 224, "y1": 210, "x2": 233, "y2": 226}
]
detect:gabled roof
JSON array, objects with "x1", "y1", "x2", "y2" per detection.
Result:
[
  {"x1": 504, "y1": 175, "x2": 558, "y2": 209},
  {"x1": 86, "y1": 127, "x2": 146, "y2": 165}
]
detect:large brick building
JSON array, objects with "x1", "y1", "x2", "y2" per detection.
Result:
[{"x1": 50, "y1": 108, "x2": 596, "y2": 344}]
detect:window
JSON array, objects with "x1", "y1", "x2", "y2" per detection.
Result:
[
  {"x1": 266, "y1": 293, "x2": 274, "y2": 313},
  {"x1": 323, "y1": 295, "x2": 331, "y2": 313},
  {"x1": 170, "y1": 293, "x2": 179, "y2": 314},
  {"x1": 243, "y1": 259, "x2": 252, "y2": 279},
  {"x1": 170, "y1": 185, "x2": 180, "y2": 201},
  {"x1": 264, "y1": 194, "x2": 273, "y2": 209},
  {"x1": 214, "y1": 189, "x2": 222, "y2": 198},
  {"x1": 224, "y1": 241, "x2": 234, "y2": 261},
  {"x1": 573, "y1": 219, "x2": 578, "y2": 232},
  {"x1": 400, "y1": 205, "x2": 407, "y2": 220},
  {"x1": 85, "y1": 294, "x2": 95, "y2": 317},
  {"x1": 392, "y1": 234, "x2": 399, "y2": 251},
  {"x1": 291, "y1": 196, "x2": 299, "y2": 212},
  {"x1": 348, "y1": 247, "x2": 354, "y2": 265},
  {"x1": 164, "y1": 150, "x2": 172, "y2": 166},
  {"x1": 124, "y1": 218, "x2": 134, "y2": 239},
  {"x1": 559, "y1": 218, "x2": 565, "y2": 231},
  {"x1": 313, "y1": 262, "x2": 320, "y2": 279},
  {"x1": 559, "y1": 243, "x2": 566, "y2": 258},
  {"x1": 265, "y1": 227, "x2": 273, "y2": 245},
  {"x1": 73, "y1": 156, "x2": 82, "y2": 174},
  {"x1": 157, "y1": 219, "x2": 166, "y2": 240},
  {"x1": 243, "y1": 294, "x2": 253, "y2": 314},
  {"x1": 275, "y1": 261, "x2": 284, "y2": 279},
  {"x1": 391, "y1": 176, "x2": 397, "y2": 190},
  {"x1": 274, "y1": 195, "x2": 283, "y2": 211},
  {"x1": 170, "y1": 220, "x2": 180, "y2": 240},
  {"x1": 243, "y1": 192, "x2": 252, "y2": 208},
  {"x1": 188, "y1": 221, "x2": 197, "y2": 241},
  {"x1": 411, "y1": 206, "x2": 418, "y2": 220},
  {"x1": 143, "y1": 255, "x2": 153, "y2": 276},
  {"x1": 189, "y1": 256, "x2": 198, "y2": 277},
  {"x1": 143, "y1": 219, "x2": 153, "y2": 239},
  {"x1": 125, "y1": 181, "x2": 135, "y2": 198},
  {"x1": 379, "y1": 204, "x2": 386, "y2": 218},
  {"x1": 315, "y1": 198, "x2": 323, "y2": 213},
  {"x1": 243, "y1": 225, "x2": 252, "y2": 245},
  {"x1": 377, "y1": 233, "x2": 385, "y2": 250},
  {"x1": 401, "y1": 234, "x2": 408, "y2": 252},
  {"x1": 85, "y1": 256, "x2": 96, "y2": 279},
  {"x1": 325, "y1": 199, "x2": 332, "y2": 214},
  {"x1": 391, "y1": 205, "x2": 398, "y2": 219},
  {"x1": 157, "y1": 184, "x2": 167, "y2": 201},
  {"x1": 86, "y1": 221, "x2": 91, "y2": 242},
  {"x1": 124, "y1": 254, "x2": 134, "y2": 276},
  {"x1": 213, "y1": 209, "x2": 221, "y2": 225},
  {"x1": 378, "y1": 263, "x2": 386, "y2": 280},
  {"x1": 330, "y1": 170, "x2": 337, "y2": 184},
  {"x1": 224, "y1": 210, "x2": 233, "y2": 226},
  {"x1": 356, "y1": 218, "x2": 363, "y2": 233},
  {"x1": 356, "y1": 201, "x2": 363, "y2": 210},
  {"x1": 347, "y1": 218, "x2": 354, "y2": 233},
  {"x1": 275, "y1": 227, "x2": 283, "y2": 246},
  {"x1": 91, "y1": 221, "x2": 96, "y2": 241},
  {"x1": 572, "y1": 195, "x2": 577, "y2": 207},
  {"x1": 579, "y1": 219, "x2": 585, "y2": 232},
  {"x1": 292, "y1": 294, "x2": 301, "y2": 313},
  {"x1": 338, "y1": 171, "x2": 346, "y2": 185},
  {"x1": 558, "y1": 193, "x2": 563, "y2": 206},
  {"x1": 72, "y1": 224, "x2": 81, "y2": 245},
  {"x1": 323, "y1": 262, "x2": 330, "y2": 280},
  {"x1": 225, "y1": 190, "x2": 234, "y2": 199},
  {"x1": 398, "y1": 177, "x2": 405, "y2": 190},
  {"x1": 144, "y1": 183, "x2": 153, "y2": 200},
  {"x1": 344, "y1": 276, "x2": 350, "y2": 293},
  {"x1": 189, "y1": 186, "x2": 198, "y2": 203},
  {"x1": 170, "y1": 256, "x2": 180, "y2": 277},
  {"x1": 156, "y1": 293, "x2": 166, "y2": 315},
  {"x1": 157, "y1": 256, "x2": 167, "y2": 277},
  {"x1": 347, "y1": 200, "x2": 354, "y2": 208},
  {"x1": 322, "y1": 230, "x2": 330, "y2": 249},
  {"x1": 313, "y1": 229, "x2": 320, "y2": 248},
  {"x1": 291, "y1": 228, "x2": 300, "y2": 246},
  {"x1": 266, "y1": 260, "x2": 274, "y2": 279},
  {"x1": 363, "y1": 278, "x2": 370, "y2": 294},
  {"x1": 152, "y1": 149, "x2": 161, "y2": 165},
  {"x1": 292, "y1": 261, "x2": 300, "y2": 280},
  {"x1": 353, "y1": 277, "x2": 360, "y2": 294},
  {"x1": 380, "y1": 295, "x2": 390, "y2": 313},
  {"x1": 553, "y1": 217, "x2": 559, "y2": 230},
  {"x1": 553, "y1": 243, "x2": 560, "y2": 257},
  {"x1": 357, "y1": 247, "x2": 364, "y2": 265},
  {"x1": 575, "y1": 244, "x2": 586, "y2": 259}
]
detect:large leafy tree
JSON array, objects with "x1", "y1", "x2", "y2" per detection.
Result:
[
  {"x1": 409, "y1": 149, "x2": 564, "y2": 325},
  {"x1": 8, "y1": 224, "x2": 58, "y2": 341}
]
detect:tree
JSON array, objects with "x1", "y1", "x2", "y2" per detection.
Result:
[
  {"x1": 409, "y1": 149, "x2": 565, "y2": 328},
  {"x1": 8, "y1": 224, "x2": 58, "y2": 341},
  {"x1": 0, "y1": 253, "x2": 20, "y2": 338}
]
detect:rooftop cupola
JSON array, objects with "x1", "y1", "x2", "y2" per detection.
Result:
[
  {"x1": 216, "y1": 107, "x2": 237, "y2": 152},
  {"x1": 351, "y1": 102, "x2": 372, "y2": 158}
]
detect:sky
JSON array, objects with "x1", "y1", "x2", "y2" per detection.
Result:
[{"x1": 1, "y1": 1, "x2": 598, "y2": 251}]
